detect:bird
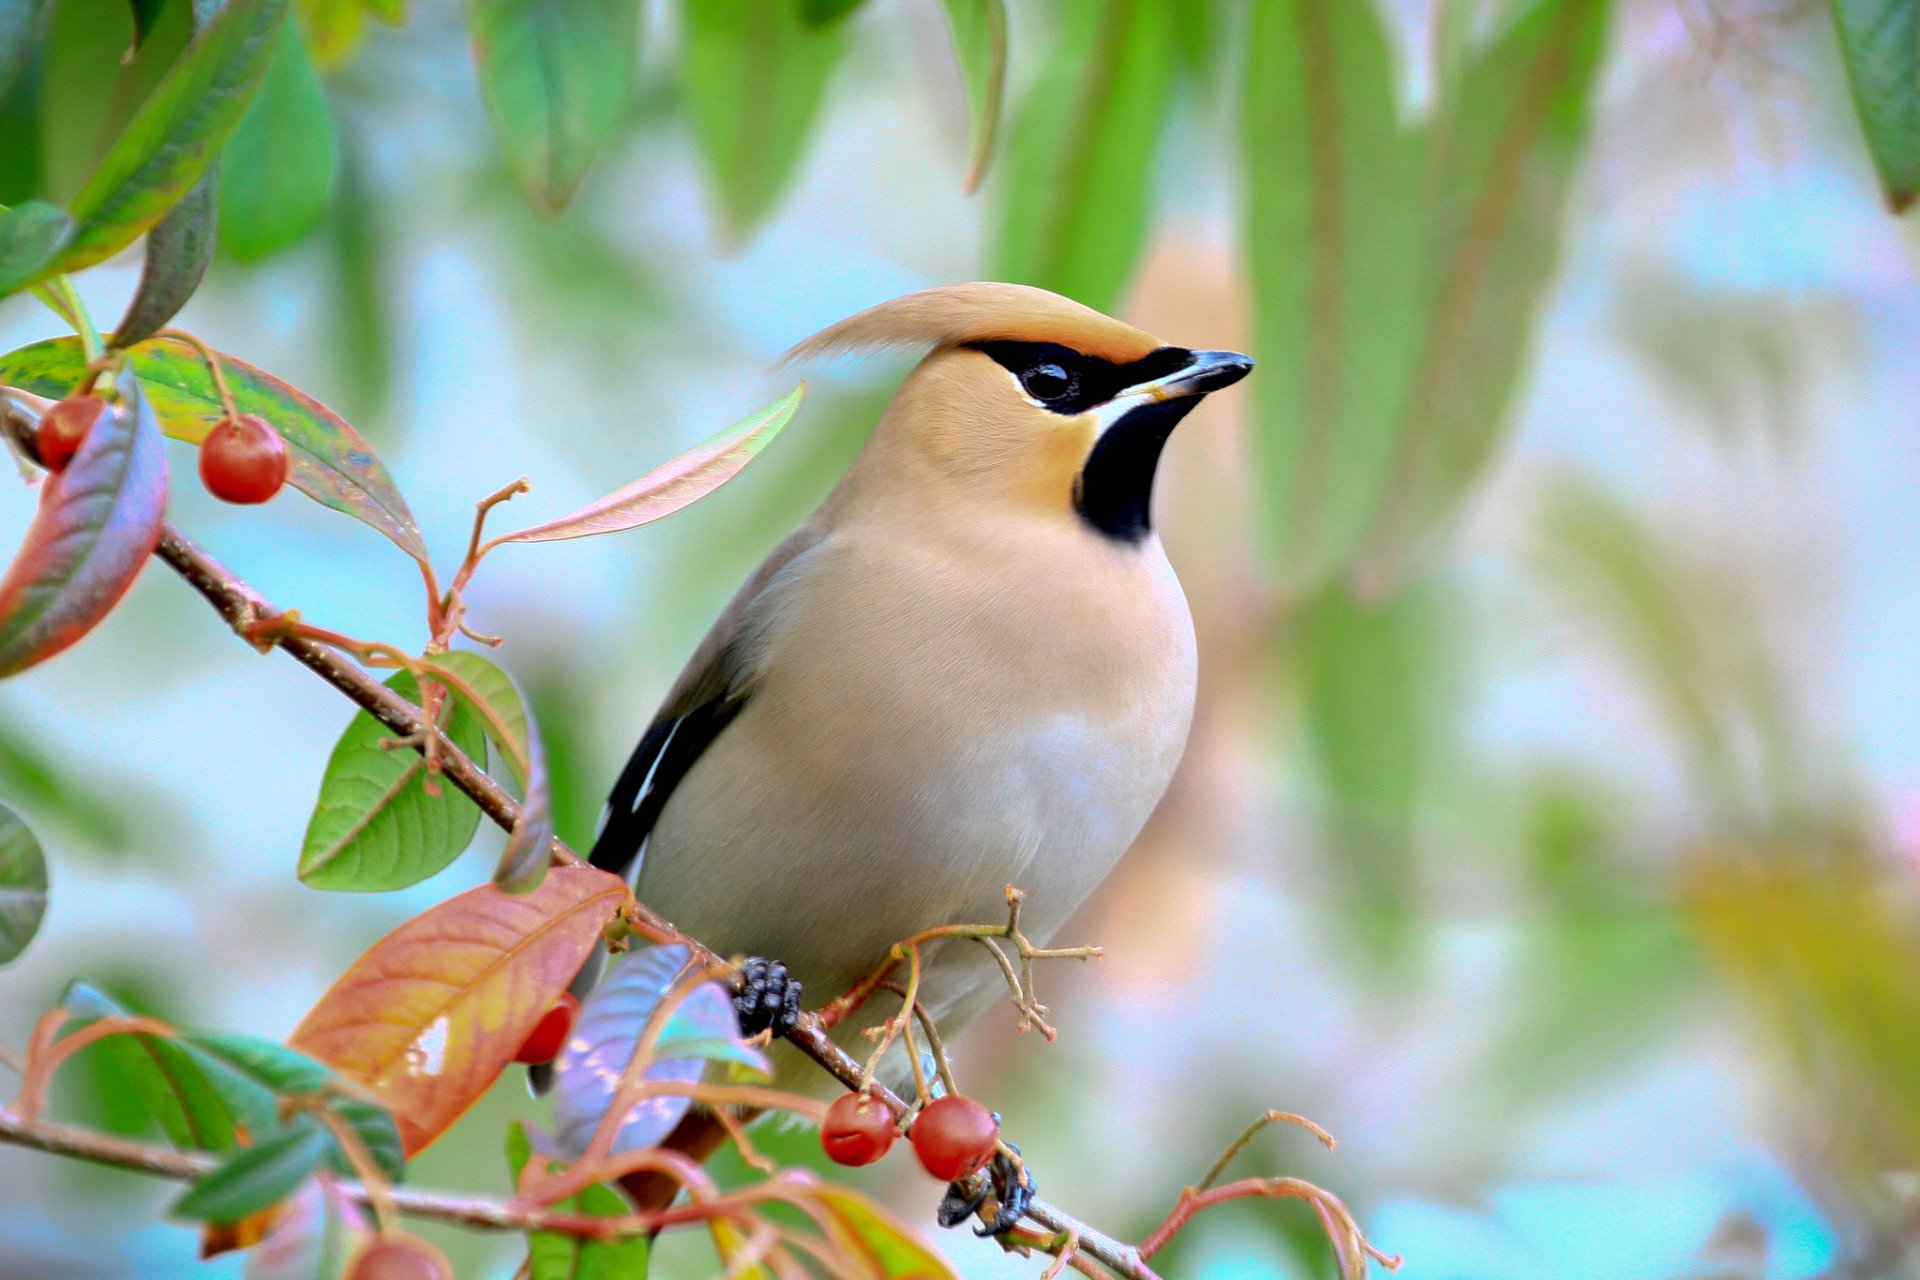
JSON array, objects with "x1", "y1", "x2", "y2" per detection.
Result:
[{"x1": 572, "y1": 281, "x2": 1250, "y2": 1219}]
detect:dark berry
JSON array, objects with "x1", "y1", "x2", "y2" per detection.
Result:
[
  {"x1": 346, "y1": 1235, "x2": 452, "y2": 1280},
  {"x1": 821, "y1": 1092, "x2": 897, "y2": 1166},
  {"x1": 512, "y1": 992, "x2": 579, "y2": 1066},
  {"x1": 199, "y1": 413, "x2": 289, "y2": 504},
  {"x1": 35, "y1": 394, "x2": 107, "y2": 472},
  {"x1": 910, "y1": 1095, "x2": 999, "y2": 1182}
]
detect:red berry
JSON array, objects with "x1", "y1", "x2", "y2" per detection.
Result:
[
  {"x1": 199, "y1": 413, "x2": 289, "y2": 504},
  {"x1": 35, "y1": 394, "x2": 107, "y2": 472},
  {"x1": 909, "y1": 1095, "x2": 999, "y2": 1182},
  {"x1": 821, "y1": 1092, "x2": 897, "y2": 1166},
  {"x1": 512, "y1": 992, "x2": 579, "y2": 1065},
  {"x1": 347, "y1": 1235, "x2": 451, "y2": 1280}
]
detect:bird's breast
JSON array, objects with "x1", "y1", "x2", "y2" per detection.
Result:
[{"x1": 640, "y1": 520, "x2": 1197, "y2": 1008}]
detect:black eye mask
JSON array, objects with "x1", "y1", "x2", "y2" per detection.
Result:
[{"x1": 968, "y1": 341, "x2": 1197, "y2": 415}]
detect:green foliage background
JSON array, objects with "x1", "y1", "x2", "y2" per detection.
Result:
[{"x1": 2, "y1": 0, "x2": 1920, "y2": 1276}]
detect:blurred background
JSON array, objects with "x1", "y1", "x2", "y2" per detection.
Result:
[{"x1": 3, "y1": 0, "x2": 1919, "y2": 1276}]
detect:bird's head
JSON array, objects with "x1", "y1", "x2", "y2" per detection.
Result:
[{"x1": 782, "y1": 283, "x2": 1252, "y2": 543}]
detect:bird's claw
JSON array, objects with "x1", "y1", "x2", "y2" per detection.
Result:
[
  {"x1": 935, "y1": 1140, "x2": 1035, "y2": 1237},
  {"x1": 733, "y1": 957, "x2": 802, "y2": 1039}
]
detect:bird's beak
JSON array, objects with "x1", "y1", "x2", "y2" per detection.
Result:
[{"x1": 1140, "y1": 349, "x2": 1255, "y2": 402}]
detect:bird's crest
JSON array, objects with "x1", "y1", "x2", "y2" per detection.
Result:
[{"x1": 779, "y1": 282, "x2": 1160, "y2": 368}]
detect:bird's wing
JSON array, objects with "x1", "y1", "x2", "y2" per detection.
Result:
[{"x1": 587, "y1": 521, "x2": 826, "y2": 883}]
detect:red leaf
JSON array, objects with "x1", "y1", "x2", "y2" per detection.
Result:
[
  {"x1": 485, "y1": 384, "x2": 803, "y2": 547},
  {"x1": 0, "y1": 377, "x2": 167, "y2": 677},
  {"x1": 287, "y1": 863, "x2": 629, "y2": 1155}
]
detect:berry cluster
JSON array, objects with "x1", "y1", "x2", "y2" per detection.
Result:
[
  {"x1": 35, "y1": 391, "x2": 290, "y2": 505},
  {"x1": 819, "y1": 1089, "x2": 1000, "y2": 1182}
]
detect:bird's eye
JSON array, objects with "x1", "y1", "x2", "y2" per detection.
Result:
[{"x1": 1021, "y1": 362, "x2": 1075, "y2": 402}]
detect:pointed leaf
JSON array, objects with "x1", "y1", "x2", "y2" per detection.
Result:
[
  {"x1": 110, "y1": 174, "x2": 218, "y2": 347},
  {"x1": 810, "y1": 1185, "x2": 961, "y2": 1280},
  {"x1": 61, "y1": 0, "x2": 290, "y2": 272},
  {"x1": 298, "y1": 670, "x2": 488, "y2": 892},
  {"x1": 680, "y1": 0, "x2": 844, "y2": 241},
  {"x1": 489, "y1": 691, "x2": 550, "y2": 893},
  {"x1": 1241, "y1": 0, "x2": 1426, "y2": 598},
  {"x1": 0, "y1": 200, "x2": 73, "y2": 295},
  {"x1": 243, "y1": 1177, "x2": 367, "y2": 1280},
  {"x1": 423, "y1": 651, "x2": 553, "y2": 892},
  {"x1": 506, "y1": 1121, "x2": 652, "y2": 1280},
  {"x1": 940, "y1": 0, "x2": 1007, "y2": 192},
  {"x1": 1358, "y1": 0, "x2": 1608, "y2": 585},
  {"x1": 0, "y1": 373, "x2": 167, "y2": 678},
  {"x1": 467, "y1": 0, "x2": 638, "y2": 213},
  {"x1": 0, "y1": 801, "x2": 46, "y2": 964},
  {"x1": 288, "y1": 863, "x2": 630, "y2": 1155},
  {"x1": 60, "y1": 982, "x2": 239, "y2": 1150},
  {"x1": 0, "y1": 335, "x2": 426, "y2": 560},
  {"x1": 429, "y1": 652, "x2": 531, "y2": 783},
  {"x1": 551, "y1": 943, "x2": 761, "y2": 1159},
  {"x1": 992, "y1": 0, "x2": 1179, "y2": 313},
  {"x1": 109, "y1": 0, "x2": 223, "y2": 347},
  {"x1": 490, "y1": 384, "x2": 802, "y2": 545},
  {"x1": 1834, "y1": 0, "x2": 1920, "y2": 212},
  {"x1": 173, "y1": 1119, "x2": 330, "y2": 1224},
  {"x1": 219, "y1": 18, "x2": 337, "y2": 261}
]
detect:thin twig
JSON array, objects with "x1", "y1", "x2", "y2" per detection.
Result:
[{"x1": 1199, "y1": 1110, "x2": 1337, "y2": 1193}]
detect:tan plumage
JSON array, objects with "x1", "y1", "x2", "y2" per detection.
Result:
[{"x1": 586, "y1": 283, "x2": 1251, "y2": 1091}]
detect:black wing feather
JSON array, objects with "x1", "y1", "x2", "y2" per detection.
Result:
[{"x1": 588, "y1": 691, "x2": 748, "y2": 883}]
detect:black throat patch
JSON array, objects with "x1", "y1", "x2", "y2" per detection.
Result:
[{"x1": 970, "y1": 341, "x2": 1198, "y2": 544}]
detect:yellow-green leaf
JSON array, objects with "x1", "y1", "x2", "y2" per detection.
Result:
[{"x1": 61, "y1": 0, "x2": 290, "y2": 272}]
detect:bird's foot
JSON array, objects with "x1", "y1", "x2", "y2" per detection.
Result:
[
  {"x1": 733, "y1": 957, "x2": 802, "y2": 1039},
  {"x1": 935, "y1": 1139, "x2": 1035, "y2": 1237}
]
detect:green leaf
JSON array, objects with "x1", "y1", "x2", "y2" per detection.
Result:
[
  {"x1": 940, "y1": 0, "x2": 1007, "y2": 192},
  {"x1": 430, "y1": 652, "x2": 532, "y2": 784},
  {"x1": 183, "y1": 1030, "x2": 404, "y2": 1178},
  {"x1": 1356, "y1": 0, "x2": 1608, "y2": 587},
  {"x1": 811, "y1": 1185, "x2": 960, "y2": 1280},
  {"x1": 0, "y1": 373, "x2": 168, "y2": 679},
  {"x1": 172, "y1": 1118, "x2": 330, "y2": 1224},
  {"x1": 298, "y1": 670, "x2": 488, "y2": 892},
  {"x1": 111, "y1": 0, "x2": 222, "y2": 347},
  {"x1": 60, "y1": 982, "x2": 239, "y2": 1150},
  {"x1": 0, "y1": 335, "x2": 427, "y2": 560},
  {"x1": 1241, "y1": 0, "x2": 1426, "y2": 599},
  {"x1": 506, "y1": 1121, "x2": 652, "y2": 1280},
  {"x1": 0, "y1": 200, "x2": 74, "y2": 295},
  {"x1": 110, "y1": 173, "x2": 217, "y2": 346},
  {"x1": 427, "y1": 651, "x2": 553, "y2": 892},
  {"x1": 468, "y1": 0, "x2": 637, "y2": 214},
  {"x1": 0, "y1": 801, "x2": 46, "y2": 964},
  {"x1": 1833, "y1": 0, "x2": 1920, "y2": 212},
  {"x1": 992, "y1": 0, "x2": 1179, "y2": 314},
  {"x1": 61, "y1": 0, "x2": 290, "y2": 272},
  {"x1": 218, "y1": 17, "x2": 336, "y2": 260},
  {"x1": 0, "y1": 0, "x2": 47, "y2": 102},
  {"x1": 1296, "y1": 582, "x2": 1446, "y2": 969},
  {"x1": 680, "y1": 0, "x2": 843, "y2": 242}
]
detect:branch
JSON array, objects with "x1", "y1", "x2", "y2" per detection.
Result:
[
  {"x1": 147, "y1": 523, "x2": 1166, "y2": 1280},
  {"x1": 0, "y1": 1108, "x2": 620, "y2": 1235}
]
